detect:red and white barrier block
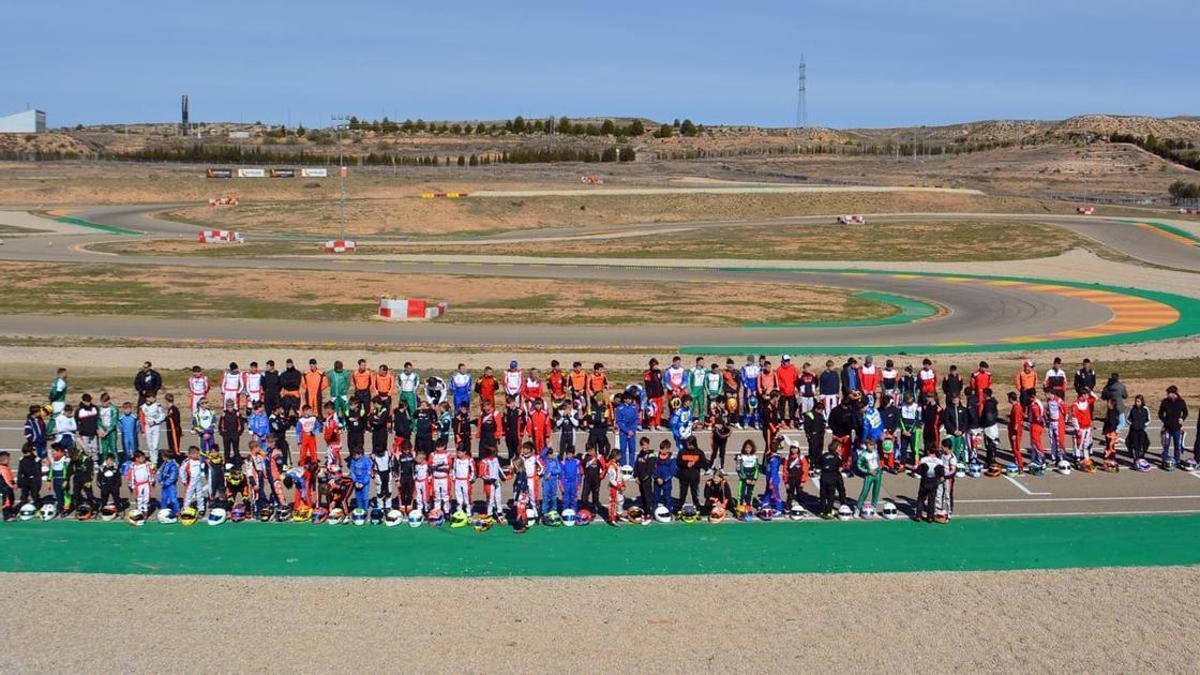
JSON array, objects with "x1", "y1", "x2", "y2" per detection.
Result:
[
  {"x1": 1180, "y1": 208, "x2": 1199, "y2": 216},
  {"x1": 1076, "y1": 206, "x2": 1095, "y2": 215},
  {"x1": 837, "y1": 214, "x2": 865, "y2": 225},
  {"x1": 198, "y1": 229, "x2": 243, "y2": 244},
  {"x1": 208, "y1": 195, "x2": 240, "y2": 207},
  {"x1": 323, "y1": 240, "x2": 357, "y2": 253},
  {"x1": 378, "y1": 296, "x2": 448, "y2": 320}
]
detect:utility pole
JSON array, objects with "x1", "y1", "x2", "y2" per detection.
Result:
[
  {"x1": 332, "y1": 114, "x2": 350, "y2": 241},
  {"x1": 796, "y1": 56, "x2": 807, "y2": 132}
]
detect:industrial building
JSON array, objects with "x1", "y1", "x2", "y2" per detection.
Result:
[{"x1": 0, "y1": 109, "x2": 47, "y2": 133}]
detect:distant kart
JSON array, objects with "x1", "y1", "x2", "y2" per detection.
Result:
[
  {"x1": 837, "y1": 214, "x2": 865, "y2": 225},
  {"x1": 1076, "y1": 206, "x2": 1094, "y2": 215}
]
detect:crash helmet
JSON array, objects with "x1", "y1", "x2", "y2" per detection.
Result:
[
  {"x1": 291, "y1": 507, "x2": 311, "y2": 523},
  {"x1": 98, "y1": 504, "x2": 119, "y2": 521},
  {"x1": 787, "y1": 502, "x2": 806, "y2": 521},
  {"x1": 1102, "y1": 459, "x2": 1120, "y2": 473},
  {"x1": 127, "y1": 510, "x2": 146, "y2": 526},
  {"x1": 274, "y1": 505, "x2": 293, "y2": 522},
  {"x1": 369, "y1": 507, "x2": 385, "y2": 525},
  {"x1": 207, "y1": 507, "x2": 227, "y2": 526},
  {"x1": 155, "y1": 508, "x2": 176, "y2": 524},
  {"x1": 1163, "y1": 458, "x2": 1177, "y2": 472},
  {"x1": 524, "y1": 505, "x2": 538, "y2": 524},
  {"x1": 450, "y1": 510, "x2": 470, "y2": 528},
  {"x1": 472, "y1": 515, "x2": 494, "y2": 533},
  {"x1": 967, "y1": 460, "x2": 984, "y2": 478},
  {"x1": 669, "y1": 396, "x2": 682, "y2": 411},
  {"x1": 1028, "y1": 462, "x2": 1045, "y2": 476},
  {"x1": 756, "y1": 506, "x2": 776, "y2": 522},
  {"x1": 620, "y1": 464, "x2": 634, "y2": 482},
  {"x1": 881, "y1": 438, "x2": 895, "y2": 454},
  {"x1": 836, "y1": 504, "x2": 853, "y2": 521},
  {"x1": 328, "y1": 507, "x2": 345, "y2": 525},
  {"x1": 75, "y1": 504, "x2": 94, "y2": 521},
  {"x1": 860, "y1": 503, "x2": 877, "y2": 520},
  {"x1": 312, "y1": 507, "x2": 330, "y2": 525},
  {"x1": 351, "y1": 508, "x2": 367, "y2": 526},
  {"x1": 1134, "y1": 458, "x2": 1152, "y2": 472},
  {"x1": 427, "y1": 508, "x2": 444, "y2": 527},
  {"x1": 1182, "y1": 459, "x2": 1198, "y2": 472},
  {"x1": 680, "y1": 504, "x2": 699, "y2": 524},
  {"x1": 18, "y1": 503, "x2": 37, "y2": 521},
  {"x1": 576, "y1": 508, "x2": 593, "y2": 526},
  {"x1": 407, "y1": 508, "x2": 424, "y2": 528},
  {"x1": 709, "y1": 504, "x2": 727, "y2": 523},
  {"x1": 39, "y1": 503, "x2": 58, "y2": 521},
  {"x1": 653, "y1": 505, "x2": 672, "y2": 523},
  {"x1": 256, "y1": 506, "x2": 275, "y2": 523},
  {"x1": 1056, "y1": 460, "x2": 1072, "y2": 475},
  {"x1": 543, "y1": 510, "x2": 563, "y2": 527},
  {"x1": 625, "y1": 506, "x2": 644, "y2": 523},
  {"x1": 561, "y1": 508, "x2": 577, "y2": 527},
  {"x1": 229, "y1": 504, "x2": 247, "y2": 522},
  {"x1": 179, "y1": 506, "x2": 199, "y2": 525},
  {"x1": 725, "y1": 398, "x2": 738, "y2": 413},
  {"x1": 384, "y1": 509, "x2": 404, "y2": 527},
  {"x1": 1004, "y1": 463, "x2": 1020, "y2": 476},
  {"x1": 881, "y1": 501, "x2": 898, "y2": 520},
  {"x1": 747, "y1": 396, "x2": 759, "y2": 410},
  {"x1": 1080, "y1": 458, "x2": 1097, "y2": 474}
]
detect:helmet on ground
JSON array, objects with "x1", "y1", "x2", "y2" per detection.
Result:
[
  {"x1": 1004, "y1": 463, "x2": 1019, "y2": 476},
  {"x1": 625, "y1": 506, "x2": 644, "y2": 523},
  {"x1": 653, "y1": 505, "x2": 672, "y2": 523},
  {"x1": 757, "y1": 506, "x2": 776, "y2": 522},
  {"x1": 472, "y1": 515, "x2": 494, "y2": 533},
  {"x1": 967, "y1": 460, "x2": 984, "y2": 478},
  {"x1": 620, "y1": 464, "x2": 634, "y2": 481},
  {"x1": 881, "y1": 501, "x2": 898, "y2": 520},
  {"x1": 543, "y1": 510, "x2": 563, "y2": 527},
  {"x1": 1135, "y1": 458, "x2": 1152, "y2": 472},
  {"x1": 407, "y1": 509, "x2": 424, "y2": 528},
  {"x1": 384, "y1": 509, "x2": 404, "y2": 527},
  {"x1": 40, "y1": 503, "x2": 58, "y2": 521},
  {"x1": 369, "y1": 507, "x2": 385, "y2": 525},
  {"x1": 1080, "y1": 458, "x2": 1097, "y2": 474},
  {"x1": 1028, "y1": 462, "x2": 1045, "y2": 476},
  {"x1": 576, "y1": 508, "x2": 593, "y2": 526},
  {"x1": 351, "y1": 508, "x2": 367, "y2": 526},
  {"x1": 274, "y1": 506, "x2": 293, "y2": 522},
  {"x1": 450, "y1": 510, "x2": 470, "y2": 528},
  {"x1": 985, "y1": 464, "x2": 1003, "y2": 478},
  {"x1": 75, "y1": 504, "x2": 94, "y2": 521},
  {"x1": 680, "y1": 504, "x2": 699, "y2": 524},
  {"x1": 561, "y1": 508, "x2": 577, "y2": 527},
  {"x1": 127, "y1": 509, "x2": 146, "y2": 526},
  {"x1": 787, "y1": 502, "x2": 806, "y2": 521},
  {"x1": 312, "y1": 507, "x2": 330, "y2": 524},
  {"x1": 328, "y1": 507, "x2": 345, "y2": 525},
  {"x1": 256, "y1": 506, "x2": 275, "y2": 523},
  {"x1": 180, "y1": 506, "x2": 199, "y2": 526},
  {"x1": 1182, "y1": 459, "x2": 1198, "y2": 472},
  {"x1": 1102, "y1": 459, "x2": 1120, "y2": 473},
  {"x1": 836, "y1": 504, "x2": 852, "y2": 521},
  {"x1": 291, "y1": 507, "x2": 311, "y2": 523},
  {"x1": 1056, "y1": 460, "x2": 1072, "y2": 475},
  {"x1": 207, "y1": 507, "x2": 227, "y2": 526},
  {"x1": 1163, "y1": 458, "x2": 1177, "y2": 472},
  {"x1": 860, "y1": 503, "x2": 876, "y2": 520},
  {"x1": 726, "y1": 398, "x2": 738, "y2": 412},
  {"x1": 19, "y1": 503, "x2": 37, "y2": 521},
  {"x1": 99, "y1": 504, "x2": 119, "y2": 521},
  {"x1": 229, "y1": 504, "x2": 247, "y2": 522},
  {"x1": 427, "y1": 508, "x2": 444, "y2": 527},
  {"x1": 155, "y1": 508, "x2": 176, "y2": 524},
  {"x1": 736, "y1": 503, "x2": 753, "y2": 522},
  {"x1": 709, "y1": 505, "x2": 727, "y2": 523},
  {"x1": 524, "y1": 505, "x2": 538, "y2": 524}
]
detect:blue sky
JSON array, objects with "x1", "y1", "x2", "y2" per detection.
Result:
[{"x1": 3, "y1": 0, "x2": 1197, "y2": 129}]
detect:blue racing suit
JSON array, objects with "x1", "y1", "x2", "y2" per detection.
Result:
[
  {"x1": 860, "y1": 406, "x2": 884, "y2": 468},
  {"x1": 247, "y1": 411, "x2": 270, "y2": 447},
  {"x1": 449, "y1": 372, "x2": 473, "y2": 412},
  {"x1": 349, "y1": 454, "x2": 373, "y2": 510},
  {"x1": 157, "y1": 459, "x2": 179, "y2": 514},
  {"x1": 615, "y1": 402, "x2": 640, "y2": 467},
  {"x1": 653, "y1": 454, "x2": 676, "y2": 511},
  {"x1": 762, "y1": 452, "x2": 784, "y2": 511},
  {"x1": 118, "y1": 412, "x2": 139, "y2": 461},
  {"x1": 541, "y1": 455, "x2": 562, "y2": 514},
  {"x1": 559, "y1": 455, "x2": 581, "y2": 511},
  {"x1": 740, "y1": 364, "x2": 760, "y2": 428},
  {"x1": 669, "y1": 408, "x2": 693, "y2": 451}
]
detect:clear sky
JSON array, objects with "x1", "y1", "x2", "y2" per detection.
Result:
[{"x1": 3, "y1": 0, "x2": 1197, "y2": 129}]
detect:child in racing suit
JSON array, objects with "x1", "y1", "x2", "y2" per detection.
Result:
[
  {"x1": 452, "y1": 447, "x2": 475, "y2": 514},
  {"x1": 124, "y1": 450, "x2": 154, "y2": 514},
  {"x1": 735, "y1": 440, "x2": 759, "y2": 507},
  {"x1": 182, "y1": 446, "x2": 208, "y2": 512},
  {"x1": 96, "y1": 454, "x2": 122, "y2": 511},
  {"x1": 348, "y1": 447, "x2": 373, "y2": 511},
  {"x1": 157, "y1": 454, "x2": 179, "y2": 515}
]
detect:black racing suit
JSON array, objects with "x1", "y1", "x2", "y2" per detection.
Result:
[
  {"x1": 818, "y1": 449, "x2": 844, "y2": 516},
  {"x1": 634, "y1": 453, "x2": 654, "y2": 513}
]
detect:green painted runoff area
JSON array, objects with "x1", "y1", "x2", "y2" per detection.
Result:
[
  {"x1": 1126, "y1": 219, "x2": 1200, "y2": 245},
  {"x1": 1, "y1": 513, "x2": 1197, "y2": 578},
  {"x1": 744, "y1": 291, "x2": 940, "y2": 329},
  {"x1": 51, "y1": 215, "x2": 141, "y2": 236}
]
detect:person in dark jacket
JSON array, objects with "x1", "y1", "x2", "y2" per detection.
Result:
[
  {"x1": 703, "y1": 470, "x2": 733, "y2": 515},
  {"x1": 941, "y1": 365, "x2": 964, "y2": 403},
  {"x1": 1073, "y1": 359, "x2": 1096, "y2": 396},
  {"x1": 278, "y1": 360, "x2": 303, "y2": 415},
  {"x1": 803, "y1": 400, "x2": 827, "y2": 470},
  {"x1": 1157, "y1": 386, "x2": 1189, "y2": 465},
  {"x1": 827, "y1": 399, "x2": 855, "y2": 472},
  {"x1": 17, "y1": 444, "x2": 41, "y2": 505},
  {"x1": 915, "y1": 443, "x2": 948, "y2": 522},
  {"x1": 261, "y1": 360, "x2": 282, "y2": 415},
  {"x1": 633, "y1": 440, "x2": 654, "y2": 514},
  {"x1": 817, "y1": 440, "x2": 845, "y2": 518},
  {"x1": 1126, "y1": 395, "x2": 1150, "y2": 461},
  {"x1": 133, "y1": 361, "x2": 163, "y2": 407},
  {"x1": 941, "y1": 395, "x2": 970, "y2": 457},
  {"x1": 218, "y1": 400, "x2": 245, "y2": 463},
  {"x1": 979, "y1": 388, "x2": 1001, "y2": 465},
  {"x1": 675, "y1": 437, "x2": 708, "y2": 510},
  {"x1": 23, "y1": 405, "x2": 48, "y2": 460}
]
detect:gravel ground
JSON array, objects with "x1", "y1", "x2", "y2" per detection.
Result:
[{"x1": 2, "y1": 566, "x2": 1196, "y2": 673}]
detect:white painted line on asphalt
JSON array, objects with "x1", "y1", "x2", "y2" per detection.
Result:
[
  {"x1": 1003, "y1": 473, "x2": 1051, "y2": 496},
  {"x1": 956, "y1": 509, "x2": 1200, "y2": 518},
  {"x1": 957, "y1": 495, "x2": 1200, "y2": 503}
]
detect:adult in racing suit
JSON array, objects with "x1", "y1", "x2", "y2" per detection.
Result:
[
  {"x1": 326, "y1": 361, "x2": 351, "y2": 424},
  {"x1": 449, "y1": 365, "x2": 473, "y2": 414}
]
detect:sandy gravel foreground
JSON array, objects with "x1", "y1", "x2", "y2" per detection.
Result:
[{"x1": 2, "y1": 566, "x2": 1196, "y2": 674}]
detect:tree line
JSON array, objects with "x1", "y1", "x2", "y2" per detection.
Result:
[{"x1": 1109, "y1": 132, "x2": 1200, "y2": 171}]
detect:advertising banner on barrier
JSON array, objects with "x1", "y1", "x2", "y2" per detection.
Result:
[
  {"x1": 269, "y1": 168, "x2": 296, "y2": 178},
  {"x1": 207, "y1": 168, "x2": 233, "y2": 178},
  {"x1": 301, "y1": 167, "x2": 328, "y2": 178},
  {"x1": 237, "y1": 168, "x2": 266, "y2": 178}
]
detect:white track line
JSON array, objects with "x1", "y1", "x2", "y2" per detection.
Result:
[
  {"x1": 957, "y1": 495, "x2": 1200, "y2": 503},
  {"x1": 956, "y1": 509, "x2": 1200, "y2": 518},
  {"x1": 1003, "y1": 474, "x2": 1051, "y2": 496}
]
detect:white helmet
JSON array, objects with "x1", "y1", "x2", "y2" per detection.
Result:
[
  {"x1": 525, "y1": 505, "x2": 539, "y2": 525},
  {"x1": 39, "y1": 503, "x2": 57, "y2": 521},
  {"x1": 787, "y1": 502, "x2": 807, "y2": 521},
  {"x1": 351, "y1": 508, "x2": 367, "y2": 526},
  {"x1": 407, "y1": 508, "x2": 424, "y2": 528},
  {"x1": 127, "y1": 510, "x2": 146, "y2": 527},
  {"x1": 328, "y1": 507, "x2": 345, "y2": 525},
  {"x1": 1056, "y1": 460, "x2": 1072, "y2": 475},
  {"x1": 19, "y1": 503, "x2": 36, "y2": 521},
  {"x1": 561, "y1": 508, "x2": 577, "y2": 527},
  {"x1": 860, "y1": 504, "x2": 876, "y2": 520},
  {"x1": 385, "y1": 509, "x2": 404, "y2": 527},
  {"x1": 881, "y1": 501, "x2": 898, "y2": 520},
  {"x1": 654, "y1": 505, "x2": 672, "y2": 523},
  {"x1": 620, "y1": 464, "x2": 634, "y2": 481},
  {"x1": 157, "y1": 509, "x2": 178, "y2": 525},
  {"x1": 207, "y1": 508, "x2": 227, "y2": 526},
  {"x1": 836, "y1": 504, "x2": 852, "y2": 521}
]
